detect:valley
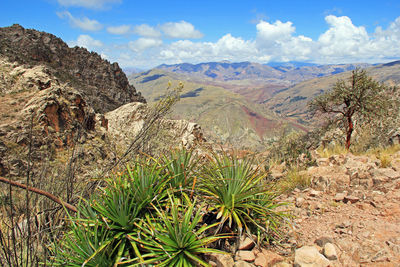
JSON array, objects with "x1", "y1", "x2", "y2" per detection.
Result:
[{"x1": 129, "y1": 61, "x2": 377, "y2": 150}]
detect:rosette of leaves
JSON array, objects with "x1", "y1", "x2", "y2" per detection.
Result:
[
  {"x1": 199, "y1": 152, "x2": 287, "y2": 238},
  {"x1": 128, "y1": 194, "x2": 226, "y2": 266},
  {"x1": 51, "y1": 158, "x2": 171, "y2": 266}
]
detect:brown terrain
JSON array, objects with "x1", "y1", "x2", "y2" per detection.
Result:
[{"x1": 209, "y1": 151, "x2": 400, "y2": 266}]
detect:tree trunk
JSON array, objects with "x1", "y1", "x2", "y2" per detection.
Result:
[{"x1": 346, "y1": 116, "x2": 354, "y2": 150}]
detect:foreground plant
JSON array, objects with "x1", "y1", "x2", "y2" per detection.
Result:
[
  {"x1": 200, "y1": 152, "x2": 288, "y2": 238},
  {"x1": 51, "y1": 158, "x2": 171, "y2": 266},
  {"x1": 129, "y1": 195, "x2": 226, "y2": 266},
  {"x1": 163, "y1": 148, "x2": 198, "y2": 191}
]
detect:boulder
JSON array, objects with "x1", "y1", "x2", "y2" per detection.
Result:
[{"x1": 294, "y1": 246, "x2": 330, "y2": 267}]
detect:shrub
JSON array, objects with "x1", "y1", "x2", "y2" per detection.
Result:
[
  {"x1": 51, "y1": 158, "x2": 171, "y2": 266},
  {"x1": 130, "y1": 195, "x2": 226, "y2": 266},
  {"x1": 200, "y1": 152, "x2": 288, "y2": 238}
]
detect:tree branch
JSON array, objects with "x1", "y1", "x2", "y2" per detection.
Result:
[{"x1": 0, "y1": 176, "x2": 77, "y2": 213}]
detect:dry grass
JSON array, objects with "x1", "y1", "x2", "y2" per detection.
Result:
[
  {"x1": 317, "y1": 144, "x2": 348, "y2": 158},
  {"x1": 360, "y1": 144, "x2": 400, "y2": 168},
  {"x1": 275, "y1": 167, "x2": 311, "y2": 193}
]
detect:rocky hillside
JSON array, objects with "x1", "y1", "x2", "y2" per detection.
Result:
[
  {"x1": 155, "y1": 62, "x2": 371, "y2": 107},
  {"x1": 0, "y1": 25, "x2": 202, "y2": 184},
  {"x1": 207, "y1": 150, "x2": 400, "y2": 266},
  {"x1": 0, "y1": 24, "x2": 145, "y2": 113},
  {"x1": 130, "y1": 69, "x2": 307, "y2": 150}
]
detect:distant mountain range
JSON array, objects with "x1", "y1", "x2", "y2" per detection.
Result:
[
  {"x1": 156, "y1": 61, "x2": 372, "y2": 83},
  {"x1": 131, "y1": 60, "x2": 399, "y2": 150},
  {"x1": 265, "y1": 60, "x2": 400, "y2": 125},
  {"x1": 129, "y1": 69, "x2": 306, "y2": 150}
]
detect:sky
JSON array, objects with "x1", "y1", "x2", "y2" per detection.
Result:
[{"x1": 1, "y1": 0, "x2": 400, "y2": 69}]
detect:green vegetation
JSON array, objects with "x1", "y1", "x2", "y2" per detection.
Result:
[
  {"x1": 49, "y1": 150, "x2": 288, "y2": 266},
  {"x1": 309, "y1": 69, "x2": 394, "y2": 149}
]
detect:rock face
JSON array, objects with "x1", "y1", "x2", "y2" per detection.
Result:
[
  {"x1": 0, "y1": 25, "x2": 204, "y2": 183},
  {"x1": 0, "y1": 24, "x2": 145, "y2": 113},
  {"x1": 106, "y1": 102, "x2": 205, "y2": 151}
]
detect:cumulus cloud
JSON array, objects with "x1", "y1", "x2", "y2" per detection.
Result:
[
  {"x1": 256, "y1": 20, "x2": 295, "y2": 42},
  {"x1": 92, "y1": 16, "x2": 400, "y2": 69},
  {"x1": 57, "y1": 0, "x2": 121, "y2": 9},
  {"x1": 107, "y1": 25, "x2": 131, "y2": 35},
  {"x1": 57, "y1": 11, "x2": 102, "y2": 31},
  {"x1": 68, "y1": 35, "x2": 103, "y2": 51},
  {"x1": 133, "y1": 24, "x2": 162, "y2": 38},
  {"x1": 318, "y1": 15, "x2": 369, "y2": 57},
  {"x1": 161, "y1": 21, "x2": 203, "y2": 39},
  {"x1": 129, "y1": 38, "x2": 163, "y2": 52}
]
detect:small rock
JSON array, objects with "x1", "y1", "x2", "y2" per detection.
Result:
[
  {"x1": 314, "y1": 237, "x2": 334, "y2": 247},
  {"x1": 234, "y1": 260, "x2": 254, "y2": 267},
  {"x1": 323, "y1": 243, "x2": 338, "y2": 260},
  {"x1": 333, "y1": 192, "x2": 346, "y2": 202},
  {"x1": 294, "y1": 246, "x2": 330, "y2": 267},
  {"x1": 309, "y1": 190, "x2": 321, "y2": 197},
  {"x1": 344, "y1": 195, "x2": 359, "y2": 203},
  {"x1": 372, "y1": 176, "x2": 389, "y2": 186},
  {"x1": 239, "y1": 237, "x2": 255, "y2": 250},
  {"x1": 236, "y1": 250, "x2": 256, "y2": 262},
  {"x1": 296, "y1": 197, "x2": 305, "y2": 208},
  {"x1": 253, "y1": 249, "x2": 283, "y2": 267},
  {"x1": 207, "y1": 253, "x2": 234, "y2": 267},
  {"x1": 272, "y1": 263, "x2": 291, "y2": 267}
]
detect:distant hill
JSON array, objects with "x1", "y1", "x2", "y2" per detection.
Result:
[
  {"x1": 156, "y1": 61, "x2": 371, "y2": 83},
  {"x1": 265, "y1": 61, "x2": 400, "y2": 125},
  {"x1": 156, "y1": 61, "x2": 371, "y2": 104},
  {"x1": 129, "y1": 69, "x2": 307, "y2": 150}
]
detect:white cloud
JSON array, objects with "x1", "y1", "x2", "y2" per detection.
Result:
[
  {"x1": 133, "y1": 24, "x2": 162, "y2": 38},
  {"x1": 57, "y1": 0, "x2": 121, "y2": 9},
  {"x1": 256, "y1": 20, "x2": 295, "y2": 42},
  {"x1": 68, "y1": 35, "x2": 103, "y2": 51},
  {"x1": 129, "y1": 38, "x2": 163, "y2": 52},
  {"x1": 318, "y1": 15, "x2": 369, "y2": 57},
  {"x1": 161, "y1": 21, "x2": 203, "y2": 39},
  {"x1": 107, "y1": 25, "x2": 131, "y2": 35},
  {"x1": 57, "y1": 11, "x2": 102, "y2": 31},
  {"x1": 94, "y1": 16, "x2": 400, "y2": 69}
]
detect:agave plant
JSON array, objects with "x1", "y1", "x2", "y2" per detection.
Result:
[
  {"x1": 129, "y1": 195, "x2": 226, "y2": 266},
  {"x1": 163, "y1": 148, "x2": 198, "y2": 191},
  {"x1": 51, "y1": 158, "x2": 171, "y2": 266},
  {"x1": 51, "y1": 219, "x2": 116, "y2": 267},
  {"x1": 199, "y1": 152, "x2": 287, "y2": 237}
]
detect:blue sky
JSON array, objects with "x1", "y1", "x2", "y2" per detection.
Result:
[{"x1": 2, "y1": 0, "x2": 400, "y2": 69}]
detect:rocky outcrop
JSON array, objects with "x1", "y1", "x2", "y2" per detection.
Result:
[
  {"x1": 106, "y1": 102, "x2": 205, "y2": 151},
  {"x1": 0, "y1": 24, "x2": 145, "y2": 113}
]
